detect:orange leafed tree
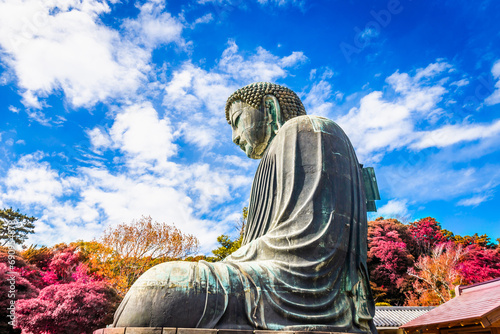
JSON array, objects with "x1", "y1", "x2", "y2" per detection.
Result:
[
  {"x1": 406, "y1": 243, "x2": 466, "y2": 306},
  {"x1": 80, "y1": 216, "x2": 199, "y2": 296},
  {"x1": 102, "y1": 216, "x2": 199, "y2": 259}
]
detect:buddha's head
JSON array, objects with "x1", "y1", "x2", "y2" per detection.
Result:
[{"x1": 225, "y1": 82, "x2": 306, "y2": 159}]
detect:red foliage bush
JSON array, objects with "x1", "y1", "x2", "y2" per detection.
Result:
[
  {"x1": 368, "y1": 219, "x2": 414, "y2": 305},
  {"x1": 458, "y1": 244, "x2": 500, "y2": 284},
  {"x1": 47, "y1": 248, "x2": 81, "y2": 282},
  {"x1": 15, "y1": 281, "x2": 120, "y2": 334},
  {"x1": 407, "y1": 217, "x2": 449, "y2": 255},
  {"x1": 0, "y1": 263, "x2": 39, "y2": 333}
]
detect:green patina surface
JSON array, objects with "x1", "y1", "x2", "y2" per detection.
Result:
[{"x1": 113, "y1": 82, "x2": 379, "y2": 334}]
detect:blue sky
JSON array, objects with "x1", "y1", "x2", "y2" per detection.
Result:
[{"x1": 1, "y1": 0, "x2": 500, "y2": 252}]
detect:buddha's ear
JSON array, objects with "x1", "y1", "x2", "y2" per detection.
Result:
[{"x1": 264, "y1": 94, "x2": 282, "y2": 130}]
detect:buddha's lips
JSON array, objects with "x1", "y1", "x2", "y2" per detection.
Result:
[{"x1": 239, "y1": 140, "x2": 247, "y2": 151}]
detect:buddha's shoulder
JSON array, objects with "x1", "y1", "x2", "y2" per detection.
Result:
[{"x1": 281, "y1": 115, "x2": 342, "y2": 135}]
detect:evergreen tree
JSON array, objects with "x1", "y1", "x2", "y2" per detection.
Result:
[{"x1": 0, "y1": 208, "x2": 36, "y2": 246}]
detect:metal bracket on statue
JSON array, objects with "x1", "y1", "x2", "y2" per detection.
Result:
[{"x1": 360, "y1": 166, "x2": 380, "y2": 212}]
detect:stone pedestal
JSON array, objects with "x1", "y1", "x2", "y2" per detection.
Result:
[{"x1": 93, "y1": 328, "x2": 351, "y2": 334}]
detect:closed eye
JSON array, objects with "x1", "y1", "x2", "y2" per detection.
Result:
[
  {"x1": 232, "y1": 112, "x2": 242, "y2": 127},
  {"x1": 233, "y1": 114, "x2": 241, "y2": 127}
]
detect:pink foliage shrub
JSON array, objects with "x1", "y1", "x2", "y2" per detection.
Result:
[
  {"x1": 47, "y1": 248, "x2": 81, "y2": 282},
  {"x1": 40, "y1": 270, "x2": 59, "y2": 286},
  {"x1": 367, "y1": 219, "x2": 415, "y2": 305},
  {"x1": 408, "y1": 217, "x2": 448, "y2": 254},
  {"x1": 15, "y1": 281, "x2": 120, "y2": 334},
  {"x1": 458, "y1": 244, "x2": 500, "y2": 284},
  {"x1": 72, "y1": 263, "x2": 94, "y2": 283},
  {"x1": 0, "y1": 263, "x2": 39, "y2": 333}
]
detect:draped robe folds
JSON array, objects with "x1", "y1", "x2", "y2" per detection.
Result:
[{"x1": 113, "y1": 115, "x2": 376, "y2": 333}]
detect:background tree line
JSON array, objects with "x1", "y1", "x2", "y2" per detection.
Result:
[{"x1": 1, "y1": 207, "x2": 499, "y2": 333}]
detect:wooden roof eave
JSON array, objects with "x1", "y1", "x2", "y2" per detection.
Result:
[
  {"x1": 484, "y1": 307, "x2": 500, "y2": 327},
  {"x1": 402, "y1": 318, "x2": 487, "y2": 333}
]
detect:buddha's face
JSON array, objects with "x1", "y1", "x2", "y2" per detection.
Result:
[{"x1": 229, "y1": 101, "x2": 274, "y2": 159}]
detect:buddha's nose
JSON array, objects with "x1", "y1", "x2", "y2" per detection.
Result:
[{"x1": 232, "y1": 131, "x2": 240, "y2": 145}]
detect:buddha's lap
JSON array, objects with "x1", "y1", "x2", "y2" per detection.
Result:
[{"x1": 114, "y1": 261, "x2": 217, "y2": 327}]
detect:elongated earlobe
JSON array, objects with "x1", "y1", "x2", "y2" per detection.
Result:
[{"x1": 264, "y1": 95, "x2": 282, "y2": 133}]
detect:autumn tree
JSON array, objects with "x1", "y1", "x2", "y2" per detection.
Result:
[
  {"x1": 81, "y1": 216, "x2": 199, "y2": 296},
  {"x1": 406, "y1": 243, "x2": 466, "y2": 306},
  {"x1": 0, "y1": 208, "x2": 36, "y2": 246},
  {"x1": 407, "y1": 217, "x2": 449, "y2": 257},
  {"x1": 21, "y1": 245, "x2": 52, "y2": 270},
  {"x1": 367, "y1": 218, "x2": 414, "y2": 305},
  {"x1": 453, "y1": 233, "x2": 494, "y2": 248}
]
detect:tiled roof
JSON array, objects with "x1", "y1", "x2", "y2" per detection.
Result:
[
  {"x1": 401, "y1": 278, "x2": 500, "y2": 330},
  {"x1": 374, "y1": 306, "x2": 436, "y2": 328}
]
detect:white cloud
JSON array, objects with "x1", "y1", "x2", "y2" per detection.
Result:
[
  {"x1": 220, "y1": 154, "x2": 256, "y2": 169},
  {"x1": 485, "y1": 59, "x2": 500, "y2": 105},
  {"x1": 105, "y1": 102, "x2": 178, "y2": 170},
  {"x1": 190, "y1": 13, "x2": 214, "y2": 28},
  {"x1": 413, "y1": 61, "x2": 451, "y2": 81},
  {"x1": 78, "y1": 167, "x2": 225, "y2": 243},
  {"x1": 218, "y1": 40, "x2": 307, "y2": 82},
  {"x1": 303, "y1": 80, "x2": 334, "y2": 117},
  {"x1": 164, "y1": 42, "x2": 307, "y2": 116},
  {"x1": 0, "y1": 148, "x2": 246, "y2": 252},
  {"x1": 359, "y1": 27, "x2": 380, "y2": 40},
  {"x1": 450, "y1": 78, "x2": 469, "y2": 87},
  {"x1": 280, "y1": 51, "x2": 308, "y2": 67},
  {"x1": 198, "y1": 0, "x2": 303, "y2": 6},
  {"x1": 256, "y1": 0, "x2": 305, "y2": 7},
  {"x1": 375, "y1": 199, "x2": 410, "y2": 219},
  {"x1": 123, "y1": 1, "x2": 186, "y2": 49},
  {"x1": 2, "y1": 153, "x2": 64, "y2": 207},
  {"x1": 457, "y1": 194, "x2": 492, "y2": 207},
  {"x1": 87, "y1": 127, "x2": 111, "y2": 150},
  {"x1": 333, "y1": 61, "x2": 498, "y2": 161},
  {"x1": 0, "y1": 0, "x2": 183, "y2": 109},
  {"x1": 26, "y1": 109, "x2": 52, "y2": 126},
  {"x1": 0, "y1": 98, "x2": 254, "y2": 251},
  {"x1": 411, "y1": 119, "x2": 500, "y2": 149},
  {"x1": 179, "y1": 122, "x2": 219, "y2": 149},
  {"x1": 338, "y1": 91, "x2": 414, "y2": 161},
  {"x1": 386, "y1": 69, "x2": 447, "y2": 113},
  {"x1": 8, "y1": 105, "x2": 19, "y2": 113},
  {"x1": 164, "y1": 62, "x2": 233, "y2": 116}
]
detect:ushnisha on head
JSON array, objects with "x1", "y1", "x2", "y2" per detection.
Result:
[{"x1": 225, "y1": 82, "x2": 307, "y2": 159}]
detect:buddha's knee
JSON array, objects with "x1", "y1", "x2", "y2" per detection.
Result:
[{"x1": 113, "y1": 261, "x2": 209, "y2": 328}]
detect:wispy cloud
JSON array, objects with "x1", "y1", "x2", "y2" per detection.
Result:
[
  {"x1": 457, "y1": 194, "x2": 492, "y2": 207},
  {"x1": 411, "y1": 119, "x2": 500, "y2": 149},
  {"x1": 190, "y1": 13, "x2": 214, "y2": 28},
  {"x1": 485, "y1": 59, "x2": 500, "y2": 105},
  {"x1": 380, "y1": 163, "x2": 500, "y2": 203}
]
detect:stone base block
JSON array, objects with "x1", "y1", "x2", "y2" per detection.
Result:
[{"x1": 93, "y1": 329, "x2": 351, "y2": 334}]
